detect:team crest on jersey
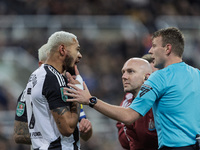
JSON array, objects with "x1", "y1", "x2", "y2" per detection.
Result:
[
  {"x1": 16, "y1": 102, "x2": 25, "y2": 117},
  {"x1": 148, "y1": 119, "x2": 156, "y2": 131},
  {"x1": 139, "y1": 84, "x2": 153, "y2": 97},
  {"x1": 60, "y1": 87, "x2": 68, "y2": 102}
]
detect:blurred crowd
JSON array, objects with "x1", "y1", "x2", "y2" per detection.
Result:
[
  {"x1": 0, "y1": 0, "x2": 200, "y2": 150},
  {"x1": 0, "y1": 0, "x2": 200, "y2": 31}
]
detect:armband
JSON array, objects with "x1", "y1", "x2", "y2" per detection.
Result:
[{"x1": 79, "y1": 104, "x2": 86, "y2": 121}]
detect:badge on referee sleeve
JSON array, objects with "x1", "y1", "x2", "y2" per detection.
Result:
[{"x1": 60, "y1": 87, "x2": 68, "y2": 102}]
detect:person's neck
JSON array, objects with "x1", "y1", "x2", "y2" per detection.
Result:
[
  {"x1": 164, "y1": 56, "x2": 182, "y2": 68},
  {"x1": 46, "y1": 58, "x2": 64, "y2": 74},
  {"x1": 132, "y1": 90, "x2": 139, "y2": 98}
]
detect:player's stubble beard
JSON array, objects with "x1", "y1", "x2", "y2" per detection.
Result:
[{"x1": 63, "y1": 54, "x2": 76, "y2": 75}]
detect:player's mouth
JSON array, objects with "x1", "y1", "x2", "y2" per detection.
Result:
[{"x1": 75, "y1": 60, "x2": 80, "y2": 64}]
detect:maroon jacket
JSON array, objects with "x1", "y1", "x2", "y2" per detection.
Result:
[{"x1": 116, "y1": 93, "x2": 158, "y2": 150}]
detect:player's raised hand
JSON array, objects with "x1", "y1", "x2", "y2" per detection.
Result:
[
  {"x1": 65, "y1": 72, "x2": 79, "y2": 84},
  {"x1": 74, "y1": 65, "x2": 80, "y2": 76},
  {"x1": 65, "y1": 65, "x2": 82, "y2": 85}
]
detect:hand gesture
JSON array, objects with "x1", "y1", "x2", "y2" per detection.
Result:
[
  {"x1": 65, "y1": 65, "x2": 81, "y2": 84},
  {"x1": 64, "y1": 82, "x2": 91, "y2": 105}
]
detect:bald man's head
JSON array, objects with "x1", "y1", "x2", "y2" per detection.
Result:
[
  {"x1": 122, "y1": 58, "x2": 152, "y2": 96},
  {"x1": 125, "y1": 58, "x2": 152, "y2": 75}
]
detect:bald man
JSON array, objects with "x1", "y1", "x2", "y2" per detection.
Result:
[{"x1": 116, "y1": 58, "x2": 158, "y2": 150}]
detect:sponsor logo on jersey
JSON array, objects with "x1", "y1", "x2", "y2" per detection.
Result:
[
  {"x1": 60, "y1": 87, "x2": 68, "y2": 102},
  {"x1": 139, "y1": 84, "x2": 153, "y2": 97},
  {"x1": 31, "y1": 132, "x2": 43, "y2": 139},
  {"x1": 27, "y1": 88, "x2": 32, "y2": 95},
  {"x1": 16, "y1": 102, "x2": 25, "y2": 117}
]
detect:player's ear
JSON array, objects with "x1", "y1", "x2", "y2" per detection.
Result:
[
  {"x1": 38, "y1": 61, "x2": 43, "y2": 67},
  {"x1": 59, "y1": 45, "x2": 66, "y2": 56}
]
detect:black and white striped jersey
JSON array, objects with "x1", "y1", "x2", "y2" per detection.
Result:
[{"x1": 24, "y1": 64, "x2": 80, "y2": 150}]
